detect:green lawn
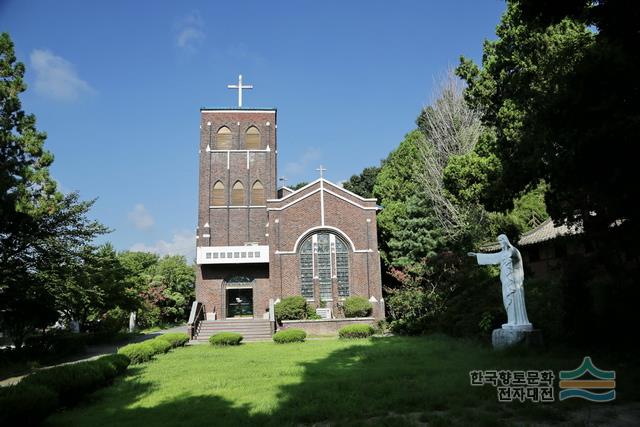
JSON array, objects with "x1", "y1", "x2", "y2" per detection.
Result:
[{"x1": 46, "y1": 336, "x2": 639, "y2": 426}]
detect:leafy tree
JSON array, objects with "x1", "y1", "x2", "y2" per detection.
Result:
[
  {"x1": 342, "y1": 166, "x2": 380, "y2": 198},
  {"x1": 386, "y1": 195, "x2": 442, "y2": 274},
  {"x1": 456, "y1": 0, "x2": 639, "y2": 233},
  {"x1": 117, "y1": 252, "x2": 194, "y2": 328},
  {"x1": 153, "y1": 255, "x2": 195, "y2": 324},
  {"x1": 373, "y1": 130, "x2": 424, "y2": 264},
  {"x1": 49, "y1": 244, "x2": 134, "y2": 332},
  {"x1": 0, "y1": 33, "x2": 108, "y2": 345},
  {"x1": 288, "y1": 182, "x2": 308, "y2": 190}
]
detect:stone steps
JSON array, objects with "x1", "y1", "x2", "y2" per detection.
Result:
[{"x1": 194, "y1": 319, "x2": 273, "y2": 342}]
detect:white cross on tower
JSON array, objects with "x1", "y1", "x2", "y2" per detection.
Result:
[
  {"x1": 227, "y1": 74, "x2": 253, "y2": 108},
  {"x1": 316, "y1": 165, "x2": 327, "y2": 179}
]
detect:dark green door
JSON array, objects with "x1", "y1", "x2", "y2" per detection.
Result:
[{"x1": 227, "y1": 288, "x2": 253, "y2": 318}]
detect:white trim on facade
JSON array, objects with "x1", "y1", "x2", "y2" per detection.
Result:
[
  {"x1": 266, "y1": 188, "x2": 321, "y2": 211},
  {"x1": 200, "y1": 109, "x2": 276, "y2": 114},
  {"x1": 196, "y1": 245, "x2": 269, "y2": 265},
  {"x1": 209, "y1": 205, "x2": 267, "y2": 209},
  {"x1": 266, "y1": 186, "x2": 378, "y2": 212}
]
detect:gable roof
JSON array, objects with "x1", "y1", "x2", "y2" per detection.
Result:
[{"x1": 266, "y1": 178, "x2": 379, "y2": 211}]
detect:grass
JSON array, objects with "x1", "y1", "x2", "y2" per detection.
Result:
[{"x1": 45, "y1": 335, "x2": 639, "y2": 426}]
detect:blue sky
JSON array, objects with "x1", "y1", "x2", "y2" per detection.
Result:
[{"x1": 1, "y1": 0, "x2": 506, "y2": 260}]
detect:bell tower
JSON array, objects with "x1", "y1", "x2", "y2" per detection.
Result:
[{"x1": 196, "y1": 75, "x2": 277, "y2": 263}]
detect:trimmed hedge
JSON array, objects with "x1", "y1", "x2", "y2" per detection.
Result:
[
  {"x1": 14, "y1": 353, "x2": 131, "y2": 421},
  {"x1": 338, "y1": 324, "x2": 375, "y2": 339},
  {"x1": 0, "y1": 383, "x2": 58, "y2": 426},
  {"x1": 99, "y1": 353, "x2": 131, "y2": 374},
  {"x1": 343, "y1": 296, "x2": 373, "y2": 318},
  {"x1": 158, "y1": 332, "x2": 189, "y2": 348},
  {"x1": 209, "y1": 332, "x2": 243, "y2": 346},
  {"x1": 148, "y1": 337, "x2": 172, "y2": 354},
  {"x1": 118, "y1": 341, "x2": 157, "y2": 364},
  {"x1": 273, "y1": 328, "x2": 306, "y2": 344}
]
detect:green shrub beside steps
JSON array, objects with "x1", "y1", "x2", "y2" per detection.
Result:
[
  {"x1": 273, "y1": 328, "x2": 307, "y2": 343},
  {"x1": 338, "y1": 324, "x2": 375, "y2": 339},
  {"x1": 343, "y1": 296, "x2": 373, "y2": 318},
  {"x1": 209, "y1": 332, "x2": 243, "y2": 346},
  {"x1": 274, "y1": 296, "x2": 308, "y2": 321}
]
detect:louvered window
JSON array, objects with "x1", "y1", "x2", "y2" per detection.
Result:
[
  {"x1": 231, "y1": 181, "x2": 244, "y2": 206},
  {"x1": 212, "y1": 181, "x2": 225, "y2": 206},
  {"x1": 245, "y1": 126, "x2": 260, "y2": 150},
  {"x1": 251, "y1": 181, "x2": 265, "y2": 205},
  {"x1": 217, "y1": 126, "x2": 232, "y2": 149}
]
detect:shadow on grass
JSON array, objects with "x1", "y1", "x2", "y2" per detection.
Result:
[{"x1": 47, "y1": 336, "x2": 639, "y2": 426}]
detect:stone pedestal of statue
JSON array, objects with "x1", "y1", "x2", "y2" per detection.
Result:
[{"x1": 492, "y1": 326, "x2": 543, "y2": 350}]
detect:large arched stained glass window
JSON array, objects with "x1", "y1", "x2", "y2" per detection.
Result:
[
  {"x1": 298, "y1": 232, "x2": 350, "y2": 300},
  {"x1": 300, "y1": 239, "x2": 313, "y2": 298},
  {"x1": 335, "y1": 238, "x2": 350, "y2": 297}
]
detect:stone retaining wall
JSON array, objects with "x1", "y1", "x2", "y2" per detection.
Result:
[{"x1": 279, "y1": 318, "x2": 376, "y2": 335}]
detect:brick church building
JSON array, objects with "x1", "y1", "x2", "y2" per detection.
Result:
[{"x1": 193, "y1": 78, "x2": 384, "y2": 325}]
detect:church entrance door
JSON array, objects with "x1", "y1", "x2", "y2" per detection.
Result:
[{"x1": 226, "y1": 288, "x2": 253, "y2": 318}]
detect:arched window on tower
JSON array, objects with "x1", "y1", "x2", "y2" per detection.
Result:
[
  {"x1": 217, "y1": 126, "x2": 232, "y2": 149},
  {"x1": 245, "y1": 126, "x2": 260, "y2": 150},
  {"x1": 251, "y1": 181, "x2": 265, "y2": 205},
  {"x1": 212, "y1": 181, "x2": 225, "y2": 206},
  {"x1": 231, "y1": 181, "x2": 244, "y2": 206}
]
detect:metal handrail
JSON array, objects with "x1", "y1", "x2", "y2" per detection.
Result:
[{"x1": 187, "y1": 301, "x2": 205, "y2": 340}]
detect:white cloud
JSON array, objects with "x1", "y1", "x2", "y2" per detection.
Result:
[
  {"x1": 130, "y1": 231, "x2": 195, "y2": 261},
  {"x1": 284, "y1": 148, "x2": 322, "y2": 177},
  {"x1": 30, "y1": 49, "x2": 95, "y2": 101},
  {"x1": 127, "y1": 203, "x2": 154, "y2": 230},
  {"x1": 176, "y1": 11, "x2": 205, "y2": 52}
]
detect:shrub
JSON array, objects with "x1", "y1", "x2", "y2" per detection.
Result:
[
  {"x1": 209, "y1": 332, "x2": 243, "y2": 346},
  {"x1": 148, "y1": 337, "x2": 172, "y2": 354},
  {"x1": 273, "y1": 328, "x2": 306, "y2": 343},
  {"x1": 275, "y1": 296, "x2": 308, "y2": 321},
  {"x1": 339, "y1": 324, "x2": 375, "y2": 339},
  {"x1": 158, "y1": 332, "x2": 189, "y2": 348},
  {"x1": 98, "y1": 353, "x2": 131, "y2": 375},
  {"x1": 0, "y1": 383, "x2": 59, "y2": 426},
  {"x1": 22, "y1": 362, "x2": 108, "y2": 406},
  {"x1": 343, "y1": 296, "x2": 373, "y2": 318},
  {"x1": 118, "y1": 342, "x2": 156, "y2": 364}
]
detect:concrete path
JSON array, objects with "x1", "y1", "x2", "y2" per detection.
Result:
[{"x1": 0, "y1": 325, "x2": 188, "y2": 387}]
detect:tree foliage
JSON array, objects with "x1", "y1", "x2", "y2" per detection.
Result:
[
  {"x1": 0, "y1": 33, "x2": 110, "y2": 345},
  {"x1": 342, "y1": 166, "x2": 380, "y2": 199},
  {"x1": 416, "y1": 71, "x2": 483, "y2": 238},
  {"x1": 456, "y1": 0, "x2": 640, "y2": 232},
  {"x1": 373, "y1": 130, "x2": 424, "y2": 264}
]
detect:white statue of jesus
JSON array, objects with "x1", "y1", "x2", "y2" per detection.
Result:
[{"x1": 468, "y1": 234, "x2": 533, "y2": 331}]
